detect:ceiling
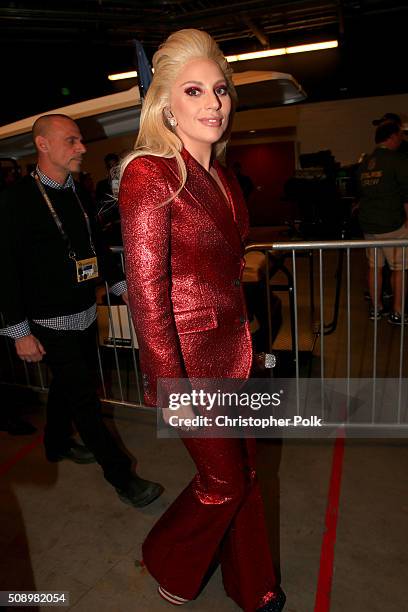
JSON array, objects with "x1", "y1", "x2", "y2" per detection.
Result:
[{"x1": 1, "y1": 0, "x2": 408, "y2": 126}]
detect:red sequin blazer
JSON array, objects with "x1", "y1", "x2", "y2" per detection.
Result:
[{"x1": 119, "y1": 148, "x2": 252, "y2": 406}]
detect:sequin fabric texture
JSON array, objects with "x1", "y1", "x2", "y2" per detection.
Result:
[
  {"x1": 119, "y1": 147, "x2": 253, "y2": 406},
  {"x1": 119, "y1": 148, "x2": 282, "y2": 611}
]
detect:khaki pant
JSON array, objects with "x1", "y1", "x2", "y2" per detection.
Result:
[{"x1": 364, "y1": 224, "x2": 408, "y2": 270}]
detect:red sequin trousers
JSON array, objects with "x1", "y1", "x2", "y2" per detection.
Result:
[{"x1": 142, "y1": 437, "x2": 280, "y2": 612}]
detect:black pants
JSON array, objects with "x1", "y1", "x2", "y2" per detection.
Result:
[{"x1": 31, "y1": 322, "x2": 132, "y2": 489}]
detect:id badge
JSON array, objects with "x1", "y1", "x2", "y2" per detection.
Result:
[{"x1": 75, "y1": 256, "x2": 99, "y2": 283}]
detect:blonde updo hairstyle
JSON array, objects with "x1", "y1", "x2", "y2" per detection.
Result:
[{"x1": 120, "y1": 28, "x2": 237, "y2": 195}]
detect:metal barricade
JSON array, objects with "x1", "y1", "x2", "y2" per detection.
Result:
[
  {"x1": 245, "y1": 238, "x2": 408, "y2": 435},
  {"x1": 96, "y1": 247, "x2": 144, "y2": 409},
  {"x1": 1, "y1": 240, "x2": 408, "y2": 433},
  {"x1": 0, "y1": 247, "x2": 145, "y2": 409}
]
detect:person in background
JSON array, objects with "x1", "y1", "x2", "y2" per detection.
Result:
[
  {"x1": 359, "y1": 113, "x2": 408, "y2": 303},
  {"x1": 0, "y1": 164, "x2": 21, "y2": 191},
  {"x1": 0, "y1": 114, "x2": 163, "y2": 507},
  {"x1": 96, "y1": 152, "x2": 119, "y2": 203},
  {"x1": 372, "y1": 112, "x2": 408, "y2": 154},
  {"x1": 79, "y1": 171, "x2": 96, "y2": 206},
  {"x1": 358, "y1": 121, "x2": 408, "y2": 324},
  {"x1": 96, "y1": 153, "x2": 123, "y2": 245},
  {"x1": 119, "y1": 28, "x2": 285, "y2": 612}
]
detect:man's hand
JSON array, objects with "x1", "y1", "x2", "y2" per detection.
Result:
[
  {"x1": 121, "y1": 291, "x2": 129, "y2": 305},
  {"x1": 162, "y1": 402, "x2": 198, "y2": 431},
  {"x1": 15, "y1": 335, "x2": 46, "y2": 363}
]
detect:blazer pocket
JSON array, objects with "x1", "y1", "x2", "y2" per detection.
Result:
[{"x1": 174, "y1": 306, "x2": 218, "y2": 335}]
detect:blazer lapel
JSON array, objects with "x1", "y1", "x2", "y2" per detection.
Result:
[
  {"x1": 163, "y1": 149, "x2": 248, "y2": 254},
  {"x1": 213, "y1": 159, "x2": 249, "y2": 244},
  {"x1": 180, "y1": 149, "x2": 245, "y2": 255}
]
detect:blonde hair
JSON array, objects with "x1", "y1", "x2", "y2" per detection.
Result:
[{"x1": 120, "y1": 28, "x2": 236, "y2": 197}]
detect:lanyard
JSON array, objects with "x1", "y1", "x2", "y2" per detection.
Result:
[{"x1": 33, "y1": 172, "x2": 96, "y2": 261}]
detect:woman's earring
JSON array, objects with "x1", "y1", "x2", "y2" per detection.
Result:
[{"x1": 164, "y1": 108, "x2": 177, "y2": 128}]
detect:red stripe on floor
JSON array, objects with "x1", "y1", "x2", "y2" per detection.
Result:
[
  {"x1": 314, "y1": 430, "x2": 346, "y2": 612},
  {"x1": 0, "y1": 434, "x2": 43, "y2": 477}
]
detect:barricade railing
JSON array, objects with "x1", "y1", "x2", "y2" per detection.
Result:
[
  {"x1": 245, "y1": 238, "x2": 408, "y2": 434},
  {"x1": 1, "y1": 240, "x2": 408, "y2": 434},
  {"x1": 245, "y1": 238, "x2": 408, "y2": 375},
  {"x1": 96, "y1": 246, "x2": 144, "y2": 409},
  {"x1": 0, "y1": 246, "x2": 145, "y2": 410}
]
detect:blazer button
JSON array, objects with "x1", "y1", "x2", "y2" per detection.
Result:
[
  {"x1": 239, "y1": 316, "x2": 246, "y2": 324},
  {"x1": 233, "y1": 279, "x2": 241, "y2": 287},
  {"x1": 142, "y1": 373, "x2": 149, "y2": 389}
]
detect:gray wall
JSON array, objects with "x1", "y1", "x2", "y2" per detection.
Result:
[{"x1": 297, "y1": 93, "x2": 408, "y2": 166}]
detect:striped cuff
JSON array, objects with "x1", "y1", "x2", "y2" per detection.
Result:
[{"x1": 0, "y1": 319, "x2": 31, "y2": 339}]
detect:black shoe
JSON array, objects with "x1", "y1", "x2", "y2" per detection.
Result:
[
  {"x1": 388, "y1": 311, "x2": 408, "y2": 325},
  {"x1": 115, "y1": 475, "x2": 164, "y2": 508},
  {"x1": 0, "y1": 417, "x2": 37, "y2": 436},
  {"x1": 369, "y1": 306, "x2": 388, "y2": 320},
  {"x1": 46, "y1": 441, "x2": 96, "y2": 464},
  {"x1": 257, "y1": 589, "x2": 286, "y2": 612}
]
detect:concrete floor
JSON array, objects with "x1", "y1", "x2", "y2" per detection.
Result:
[{"x1": 1, "y1": 402, "x2": 407, "y2": 612}]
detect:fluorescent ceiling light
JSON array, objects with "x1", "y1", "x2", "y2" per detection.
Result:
[
  {"x1": 108, "y1": 70, "x2": 138, "y2": 81},
  {"x1": 108, "y1": 40, "x2": 338, "y2": 81},
  {"x1": 286, "y1": 41, "x2": 338, "y2": 54},
  {"x1": 226, "y1": 40, "x2": 338, "y2": 63},
  {"x1": 227, "y1": 48, "x2": 286, "y2": 62}
]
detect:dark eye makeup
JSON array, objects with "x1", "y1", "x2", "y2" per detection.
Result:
[
  {"x1": 184, "y1": 84, "x2": 229, "y2": 97},
  {"x1": 185, "y1": 87, "x2": 202, "y2": 96}
]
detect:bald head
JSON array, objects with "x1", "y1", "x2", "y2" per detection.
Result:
[
  {"x1": 32, "y1": 114, "x2": 86, "y2": 184},
  {"x1": 32, "y1": 114, "x2": 75, "y2": 145}
]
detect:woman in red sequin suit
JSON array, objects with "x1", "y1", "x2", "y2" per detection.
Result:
[{"x1": 119, "y1": 29, "x2": 285, "y2": 612}]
